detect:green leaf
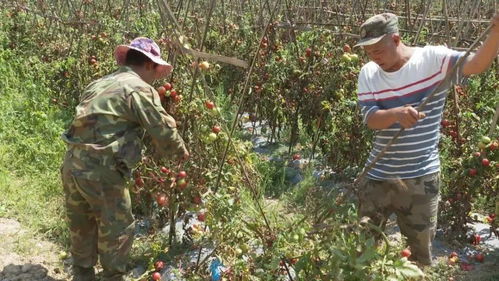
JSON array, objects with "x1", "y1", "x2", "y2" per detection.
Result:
[
  {"x1": 356, "y1": 247, "x2": 377, "y2": 264},
  {"x1": 398, "y1": 261, "x2": 424, "y2": 279}
]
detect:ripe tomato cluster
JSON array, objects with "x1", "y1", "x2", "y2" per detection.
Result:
[{"x1": 157, "y1": 82, "x2": 181, "y2": 103}]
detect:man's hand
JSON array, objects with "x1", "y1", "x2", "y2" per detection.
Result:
[
  {"x1": 366, "y1": 105, "x2": 425, "y2": 130},
  {"x1": 394, "y1": 105, "x2": 426, "y2": 129}
]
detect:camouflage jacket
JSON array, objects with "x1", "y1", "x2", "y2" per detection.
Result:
[{"x1": 62, "y1": 66, "x2": 186, "y2": 179}]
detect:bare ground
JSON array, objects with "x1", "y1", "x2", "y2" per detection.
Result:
[{"x1": 0, "y1": 218, "x2": 70, "y2": 281}]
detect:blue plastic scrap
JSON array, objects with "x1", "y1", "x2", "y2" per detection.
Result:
[{"x1": 210, "y1": 258, "x2": 224, "y2": 281}]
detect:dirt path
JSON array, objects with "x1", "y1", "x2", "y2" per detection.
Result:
[{"x1": 0, "y1": 218, "x2": 70, "y2": 281}]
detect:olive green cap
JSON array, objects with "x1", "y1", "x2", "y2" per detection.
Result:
[{"x1": 355, "y1": 13, "x2": 399, "y2": 47}]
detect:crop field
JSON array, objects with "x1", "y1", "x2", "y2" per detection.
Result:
[{"x1": 0, "y1": 0, "x2": 497, "y2": 280}]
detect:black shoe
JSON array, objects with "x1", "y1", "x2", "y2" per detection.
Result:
[{"x1": 72, "y1": 266, "x2": 96, "y2": 281}]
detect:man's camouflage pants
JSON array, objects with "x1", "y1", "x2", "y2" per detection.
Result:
[
  {"x1": 358, "y1": 172, "x2": 440, "y2": 265},
  {"x1": 61, "y1": 159, "x2": 135, "y2": 280}
]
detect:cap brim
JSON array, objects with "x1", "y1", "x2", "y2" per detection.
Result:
[
  {"x1": 114, "y1": 45, "x2": 173, "y2": 78},
  {"x1": 354, "y1": 34, "x2": 386, "y2": 47}
]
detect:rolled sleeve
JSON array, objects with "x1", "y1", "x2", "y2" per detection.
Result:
[
  {"x1": 129, "y1": 88, "x2": 187, "y2": 158},
  {"x1": 360, "y1": 104, "x2": 380, "y2": 124}
]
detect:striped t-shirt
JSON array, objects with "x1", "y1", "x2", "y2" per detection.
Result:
[{"x1": 357, "y1": 45, "x2": 464, "y2": 180}]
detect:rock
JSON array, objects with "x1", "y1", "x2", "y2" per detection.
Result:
[
  {"x1": 15, "y1": 273, "x2": 32, "y2": 281},
  {"x1": 32, "y1": 267, "x2": 48, "y2": 279},
  {"x1": 3, "y1": 265, "x2": 21, "y2": 276},
  {"x1": 20, "y1": 264, "x2": 31, "y2": 273}
]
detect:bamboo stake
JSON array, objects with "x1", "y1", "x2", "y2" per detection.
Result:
[
  {"x1": 489, "y1": 104, "x2": 499, "y2": 137},
  {"x1": 412, "y1": 0, "x2": 432, "y2": 45},
  {"x1": 405, "y1": 0, "x2": 412, "y2": 32}
]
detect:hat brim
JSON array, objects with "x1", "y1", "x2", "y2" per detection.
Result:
[
  {"x1": 114, "y1": 45, "x2": 173, "y2": 79},
  {"x1": 354, "y1": 34, "x2": 386, "y2": 47}
]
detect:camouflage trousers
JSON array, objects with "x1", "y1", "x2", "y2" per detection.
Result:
[
  {"x1": 358, "y1": 172, "x2": 440, "y2": 265},
  {"x1": 61, "y1": 159, "x2": 135, "y2": 281}
]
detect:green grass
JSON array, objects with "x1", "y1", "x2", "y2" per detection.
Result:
[
  {"x1": 0, "y1": 169, "x2": 68, "y2": 243},
  {"x1": 0, "y1": 46, "x2": 70, "y2": 246}
]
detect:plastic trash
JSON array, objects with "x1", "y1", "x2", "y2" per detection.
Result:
[{"x1": 210, "y1": 258, "x2": 224, "y2": 281}]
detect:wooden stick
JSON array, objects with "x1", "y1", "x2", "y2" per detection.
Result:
[
  {"x1": 489, "y1": 104, "x2": 499, "y2": 137},
  {"x1": 412, "y1": 0, "x2": 432, "y2": 45}
]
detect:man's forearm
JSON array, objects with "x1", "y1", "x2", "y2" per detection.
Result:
[
  {"x1": 366, "y1": 106, "x2": 424, "y2": 130},
  {"x1": 366, "y1": 109, "x2": 398, "y2": 130},
  {"x1": 463, "y1": 15, "x2": 499, "y2": 76}
]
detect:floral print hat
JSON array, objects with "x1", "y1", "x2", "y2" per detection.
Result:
[{"x1": 114, "y1": 37, "x2": 173, "y2": 78}]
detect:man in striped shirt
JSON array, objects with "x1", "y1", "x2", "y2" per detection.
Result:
[{"x1": 355, "y1": 12, "x2": 499, "y2": 265}]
